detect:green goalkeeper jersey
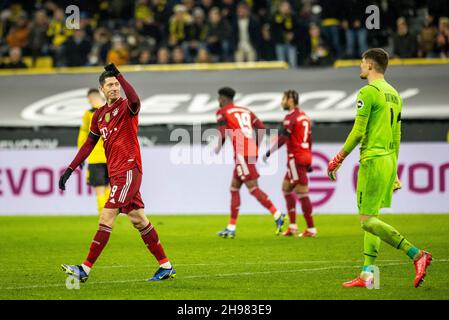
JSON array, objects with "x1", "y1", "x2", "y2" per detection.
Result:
[{"x1": 343, "y1": 78, "x2": 403, "y2": 161}]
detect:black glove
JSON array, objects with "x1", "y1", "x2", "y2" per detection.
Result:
[
  {"x1": 104, "y1": 63, "x2": 120, "y2": 77},
  {"x1": 59, "y1": 168, "x2": 73, "y2": 191}
]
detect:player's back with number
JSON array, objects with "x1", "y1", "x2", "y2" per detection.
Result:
[
  {"x1": 284, "y1": 108, "x2": 312, "y2": 165},
  {"x1": 216, "y1": 105, "x2": 261, "y2": 158},
  {"x1": 358, "y1": 80, "x2": 402, "y2": 160}
]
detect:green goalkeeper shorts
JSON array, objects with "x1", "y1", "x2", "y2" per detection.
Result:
[{"x1": 356, "y1": 154, "x2": 396, "y2": 215}]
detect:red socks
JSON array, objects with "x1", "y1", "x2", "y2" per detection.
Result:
[
  {"x1": 250, "y1": 187, "x2": 277, "y2": 214},
  {"x1": 139, "y1": 223, "x2": 168, "y2": 264},
  {"x1": 83, "y1": 223, "x2": 112, "y2": 268},
  {"x1": 230, "y1": 189, "x2": 240, "y2": 225},
  {"x1": 284, "y1": 191, "x2": 296, "y2": 224},
  {"x1": 298, "y1": 194, "x2": 314, "y2": 228}
]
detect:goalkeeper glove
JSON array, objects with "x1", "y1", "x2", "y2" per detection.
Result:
[
  {"x1": 59, "y1": 168, "x2": 73, "y2": 191},
  {"x1": 327, "y1": 151, "x2": 346, "y2": 181},
  {"x1": 104, "y1": 63, "x2": 120, "y2": 77}
]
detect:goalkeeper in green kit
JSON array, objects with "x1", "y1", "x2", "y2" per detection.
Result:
[{"x1": 327, "y1": 48, "x2": 432, "y2": 288}]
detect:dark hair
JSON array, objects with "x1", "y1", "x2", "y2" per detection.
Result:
[
  {"x1": 218, "y1": 87, "x2": 236, "y2": 100},
  {"x1": 362, "y1": 48, "x2": 389, "y2": 73},
  {"x1": 284, "y1": 89, "x2": 299, "y2": 105},
  {"x1": 99, "y1": 70, "x2": 116, "y2": 86},
  {"x1": 87, "y1": 88, "x2": 100, "y2": 96}
]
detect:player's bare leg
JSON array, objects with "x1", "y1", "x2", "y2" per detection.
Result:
[
  {"x1": 127, "y1": 208, "x2": 175, "y2": 281},
  {"x1": 282, "y1": 179, "x2": 298, "y2": 236},
  {"x1": 62, "y1": 207, "x2": 119, "y2": 282},
  {"x1": 94, "y1": 185, "x2": 110, "y2": 215},
  {"x1": 295, "y1": 183, "x2": 316, "y2": 237},
  {"x1": 343, "y1": 214, "x2": 432, "y2": 288},
  {"x1": 217, "y1": 178, "x2": 242, "y2": 238},
  {"x1": 245, "y1": 179, "x2": 285, "y2": 235}
]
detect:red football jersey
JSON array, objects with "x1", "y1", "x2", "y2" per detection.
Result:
[
  {"x1": 216, "y1": 104, "x2": 263, "y2": 159},
  {"x1": 90, "y1": 97, "x2": 142, "y2": 177},
  {"x1": 283, "y1": 107, "x2": 312, "y2": 165}
]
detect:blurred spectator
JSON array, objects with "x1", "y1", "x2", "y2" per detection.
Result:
[
  {"x1": 305, "y1": 23, "x2": 332, "y2": 66},
  {"x1": 318, "y1": 0, "x2": 343, "y2": 59},
  {"x1": 341, "y1": 0, "x2": 369, "y2": 59},
  {"x1": 233, "y1": 2, "x2": 260, "y2": 62},
  {"x1": 107, "y1": 35, "x2": 129, "y2": 65},
  {"x1": 258, "y1": 23, "x2": 276, "y2": 61},
  {"x1": 427, "y1": 0, "x2": 449, "y2": 28},
  {"x1": 28, "y1": 10, "x2": 49, "y2": 65},
  {"x1": 6, "y1": 11, "x2": 30, "y2": 51},
  {"x1": 435, "y1": 17, "x2": 449, "y2": 58},
  {"x1": 0, "y1": 47, "x2": 27, "y2": 68},
  {"x1": 196, "y1": 47, "x2": 211, "y2": 63},
  {"x1": 200, "y1": 0, "x2": 215, "y2": 16},
  {"x1": 205, "y1": 7, "x2": 232, "y2": 62},
  {"x1": 88, "y1": 27, "x2": 111, "y2": 66},
  {"x1": 47, "y1": 7, "x2": 73, "y2": 66},
  {"x1": 418, "y1": 15, "x2": 438, "y2": 58},
  {"x1": 184, "y1": 7, "x2": 208, "y2": 62},
  {"x1": 182, "y1": 0, "x2": 195, "y2": 13},
  {"x1": 271, "y1": 1, "x2": 299, "y2": 68},
  {"x1": 64, "y1": 29, "x2": 92, "y2": 67},
  {"x1": 157, "y1": 46, "x2": 170, "y2": 63},
  {"x1": 135, "y1": 0, "x2": 164, "y2": 45},
  {"x1": 133, "y1": 47, "x2": 153, "y2": 65},
  {"x1": 168, "y1": 5, "x2": 192, "y2": 48},
  {"x1": 393, "y1": 17, "x2": 418, "y2": 58},
  {"x1": 172, "y1": 46, "x2": 186, "y2": 63}
]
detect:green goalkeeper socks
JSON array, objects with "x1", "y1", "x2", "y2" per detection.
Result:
[
  {"x1": 361, "y1": 217, "x2": 419, "y2": 260},
  {"x1": 363, "y1": 231, "x2": 381, "y2": 266}
]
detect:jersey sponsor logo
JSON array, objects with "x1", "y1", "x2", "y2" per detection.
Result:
[{"x1": 357, "y1": 99, "x2": 364, "y2": 109}]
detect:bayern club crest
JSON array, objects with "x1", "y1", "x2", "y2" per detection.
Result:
[{"x1": 113, "y1": 107, "x2": 119, "y2": 117}]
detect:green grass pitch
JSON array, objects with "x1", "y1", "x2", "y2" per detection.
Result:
[{"x1": 0, "y1": 214, "x2": 448, "y2": 300}]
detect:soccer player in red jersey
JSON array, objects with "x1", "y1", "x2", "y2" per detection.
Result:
[
  {"x1": 59, "y1": 64, "x2": 175, "y2": 282},
  {"x1": 264, "y1": 90, "x2": 317, "y2": 237},
  {"x1": 214, "y1": 87, "x2": 285, "y2": 238}
]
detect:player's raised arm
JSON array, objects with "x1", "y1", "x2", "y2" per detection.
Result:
[
  {"x1": 327, "y1": 86, "x2": 374, "y2": 180},
  {"x1": 104, "y1": 63, "x2": 141, "y2": 115}
]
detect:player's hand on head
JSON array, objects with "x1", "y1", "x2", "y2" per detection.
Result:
[
  {"x1": 104, "y1": 63, "x2": 120, "y2": 77},
  {"x1": 59, "y1": 168, "x2": 73, "y2": 191}
]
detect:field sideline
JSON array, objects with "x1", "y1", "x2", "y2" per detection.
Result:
[{"x1": 0, "y1": 214, "x2": 448, "y2": 300}]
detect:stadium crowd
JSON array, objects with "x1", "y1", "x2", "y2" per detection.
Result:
[{"x1": 0, "y1": 0, "x2": 448, "y2": 69}]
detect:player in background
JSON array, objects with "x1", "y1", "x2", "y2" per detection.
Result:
[
  {"x1": 77, "y1": 88, "x2": 110, "y2": 214},
  {"x1": 327, "y1": 48, "x2": 431, "y2": 288},
  {"x1": 59, "y1": 63, "x2": 175, "y2": 282},
  {"x1": 214, "y1": 87, "x2": 286, "y2": 238},
  {"x1": 264, "y1": 90, "x2": 316, "y2": 237}
]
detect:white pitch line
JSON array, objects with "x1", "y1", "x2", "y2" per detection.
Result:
[{"x1": 1, "y1": 259, "x2": 448, "y2": 291}]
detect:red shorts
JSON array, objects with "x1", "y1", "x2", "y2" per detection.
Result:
[
  {"x1": 284, "y1": 156, "x2": 309, "y2": 186},
  {"x1": 233, "y1": 154, "x2": 260, "y2": 182},
  {"x1": 104, "y1": 166, "x2": 145, "y2": 214}
]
